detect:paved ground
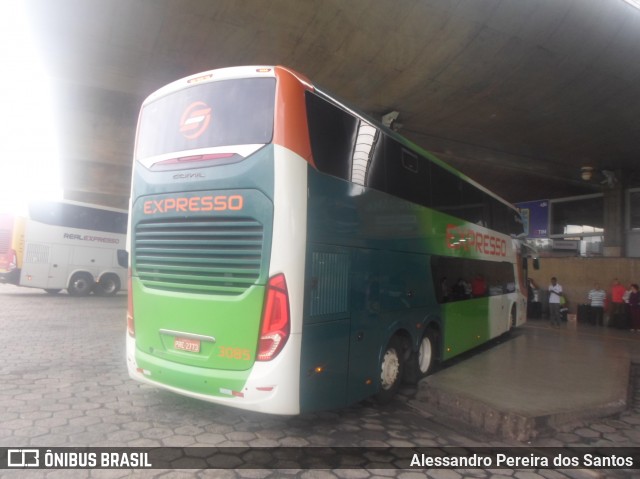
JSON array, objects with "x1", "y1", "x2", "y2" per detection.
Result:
[
  {"x1": 414, "y1": 319, "x2": 640, "y2": 442},
  {"x1": 0, "y1": 284, "x2": 638, "y2": 478}
]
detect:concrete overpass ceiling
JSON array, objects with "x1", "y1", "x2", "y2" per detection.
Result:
[{"x1": 23, "y1": 0, "x2": 640, "y2": 208}]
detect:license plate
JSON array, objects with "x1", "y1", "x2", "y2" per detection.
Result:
[{"x1": 174, "y1": 337, "x2": 200, "y2": 353}]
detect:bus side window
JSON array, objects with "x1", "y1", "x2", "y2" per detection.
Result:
[
  {"x1": 430, "y1": 163, "x2": 462, "y2": 216},
  {"x1": 384, "y1": 138, "x2": 430, "y2": 208},
  {"x1": 431, "y1": 255, "x2": 515, "y2": 303},
  {"x1": 305, "y1": 92, "x2": 358, "y2": 181},
  {"x1": 117, "y1": 250, "x2": 129, "y2": 268},
  {"x1": 460, "y1": 181, "x2": 488, "y2": 227}
]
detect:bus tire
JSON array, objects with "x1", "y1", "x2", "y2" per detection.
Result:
[
  {"x1": 68, "y1": 272, "x2": 94, "y2": 296},
  {"x1": 405, "y1": 329, "x2": 438, "y2": 384},
  {"x1": 94, "y1": 274, "x2": 121, "y2": 296},
  {"x1": 44, "y1": 289, "x2": 61, "y2": 294},
  {"x1": 417, "y1": 329, "x2": 438, "y2": 376},
  {"x1": 376, "y1": 336, "x2": 405, "y2": 404}
]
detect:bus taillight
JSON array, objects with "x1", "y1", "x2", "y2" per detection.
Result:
[
  {"x1": 257, "y1": 274, "x2": 290, "y2": 361},
  {"x1": 127, "y1": 269, "x2": 135, "y2": 337}
]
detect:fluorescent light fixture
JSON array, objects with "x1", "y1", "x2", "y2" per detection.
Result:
[{"x1": 580, "y1": 166, "x2": 594, "y2": 181}]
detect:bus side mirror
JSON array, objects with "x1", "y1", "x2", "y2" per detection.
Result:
[
  {"x1": 117, "y1": 249, "x2": 129, "y2": 268},
  {"x1": 533, "y1": 258, "x2": 540, "y2": 270}
]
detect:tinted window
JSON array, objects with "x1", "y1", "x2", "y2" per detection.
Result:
[
  {"x1": 430, "y1": 164, "x2": 462, "y2": 214},
  {"x1": 136, "y1": 78, "x2": 276, "y2": 159},
  {"x1": 385, "y1": 138, "x2": 430, "y2": 207},
  {"x1": 306, "y1": 92, "x2": 359, "y2": 180},
  {"x1": 304, "y1": 92, "x2": 521, "y2": 237},
  {"x1": 430, "y1": 163, "x2": 521, "y2": 236},
  {"x1": 353, "y1": 121, "x2": 384, "y2": 189},
  {"x1": 491, "y1": 199, "x2": 524, "y2": 236},
  {"x1": 459, "y1": 181, "x2": 488, "y2": 227},
  {"x1": 365, "y1": 136, "x2": 386, "y2": 190},
  {"x1": 29, "y1": 202, "x2": 127, "y2": 234},
  {"x1": 431, "y1": 255, "x2": 515, "y2": 304}
]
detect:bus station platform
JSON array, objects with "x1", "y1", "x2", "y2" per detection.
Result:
[{"x1": 411, "y1": 320, "x2": 640, "y2": 442}]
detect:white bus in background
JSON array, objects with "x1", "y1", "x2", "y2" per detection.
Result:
[{"x1": 0, "y1": 200, "x2": 127, "y2": 296}]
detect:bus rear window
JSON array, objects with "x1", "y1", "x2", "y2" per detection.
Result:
[{"x1": 135, "y1": 77, "x2": 276, "y2": 160}]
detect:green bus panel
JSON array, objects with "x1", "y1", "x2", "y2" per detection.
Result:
[{"x1": 440, "y1": 298, "x2": 491, "y2": 361}]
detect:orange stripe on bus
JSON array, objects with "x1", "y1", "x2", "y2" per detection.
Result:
[{"x1": 273, "y1": 67, "x2": 315, "y2": 168}]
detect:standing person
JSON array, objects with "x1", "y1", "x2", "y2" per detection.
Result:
[
  {"x1": 440, "y1": 277, "x2": 450, "y2": 303},
  {"x1": 452, "y1": 278, "x2": 468, "y2": 301},
  {"x1": 548, "y1": 277, "x2": 564, "y2": 328},
  {"x1": 611, "y1": 279, "x2": 626, "y2": 313},
  {"x1": 587, "y1": 283, "x2": 607, "y2": 326},
  {"x1": 629, "y1": 284, "x2": 640, "y2": 332},
  {"x1": 527, "y1": 278, "x2": 541, "y2": 319}
]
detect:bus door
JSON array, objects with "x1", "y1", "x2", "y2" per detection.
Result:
[{"x1": 46, "y1": 243, "x2": 70, "y2": 288}]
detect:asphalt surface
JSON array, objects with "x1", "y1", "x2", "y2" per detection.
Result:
[{"x1": 1, "y1": 283, "x2": 638, "y2": 478}]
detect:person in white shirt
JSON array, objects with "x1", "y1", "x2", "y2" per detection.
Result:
[
  {"x1": 548, "y1": 277, "x2": 564, "y2": 327},
  {"x1": 588, "y1": 283, "x2": 607, "y2": 326}
]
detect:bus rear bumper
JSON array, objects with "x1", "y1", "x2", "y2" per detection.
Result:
[{"x1": 126, "y1": 334, "x2": 301, "y2": 415}]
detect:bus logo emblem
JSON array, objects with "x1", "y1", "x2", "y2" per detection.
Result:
[{"x1": 179, "y1": 101, "x2": 211, "y2": 140}]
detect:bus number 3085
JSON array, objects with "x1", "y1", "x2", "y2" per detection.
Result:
[{"x1": 218, "y1": 347, "x2": 251, "y2": 361}]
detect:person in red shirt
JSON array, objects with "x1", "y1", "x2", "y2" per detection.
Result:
[
  {"x1": 611, "y1": 278, "x2": 626, "y2": 315},
  {"x1": 471, "y1": 274, "x2": 487, "y2": 297}
]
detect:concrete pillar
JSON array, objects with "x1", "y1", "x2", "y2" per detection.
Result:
[{"x1": 602, "y1": 171, "x2": 624, "y2": 257}]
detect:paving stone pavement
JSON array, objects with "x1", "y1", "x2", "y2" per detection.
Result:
[{"x1": 0, "y1": 284, "x2": 638, "y2": 478}]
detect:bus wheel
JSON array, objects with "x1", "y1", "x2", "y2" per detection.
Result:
[
  {"x1": 405, "y1": 329, "x2": 438, "y2": 384},
  {"x1": 68, "y1": 272, "x2": 94, "y2": 296},
  {"x1": 417, "y1": 330, "x2": 438, "y2": 377},
  {"x1": 376, "y1": 336, "x2": 404, "y2": 404},
  {"x1": 95, "y1": 274, "x2": 121, "y2": 296},
  {"x1": 44, "y1": 289, "x2": 61, "y2": 294}
]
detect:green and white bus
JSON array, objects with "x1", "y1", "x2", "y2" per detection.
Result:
[{"x1": 126, "y1": 66, "x2": 531, "y2": 414}]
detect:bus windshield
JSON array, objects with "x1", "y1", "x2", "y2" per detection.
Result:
[{"x1": 135, "y1": 77, "x2": 276, "y2": 161}]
